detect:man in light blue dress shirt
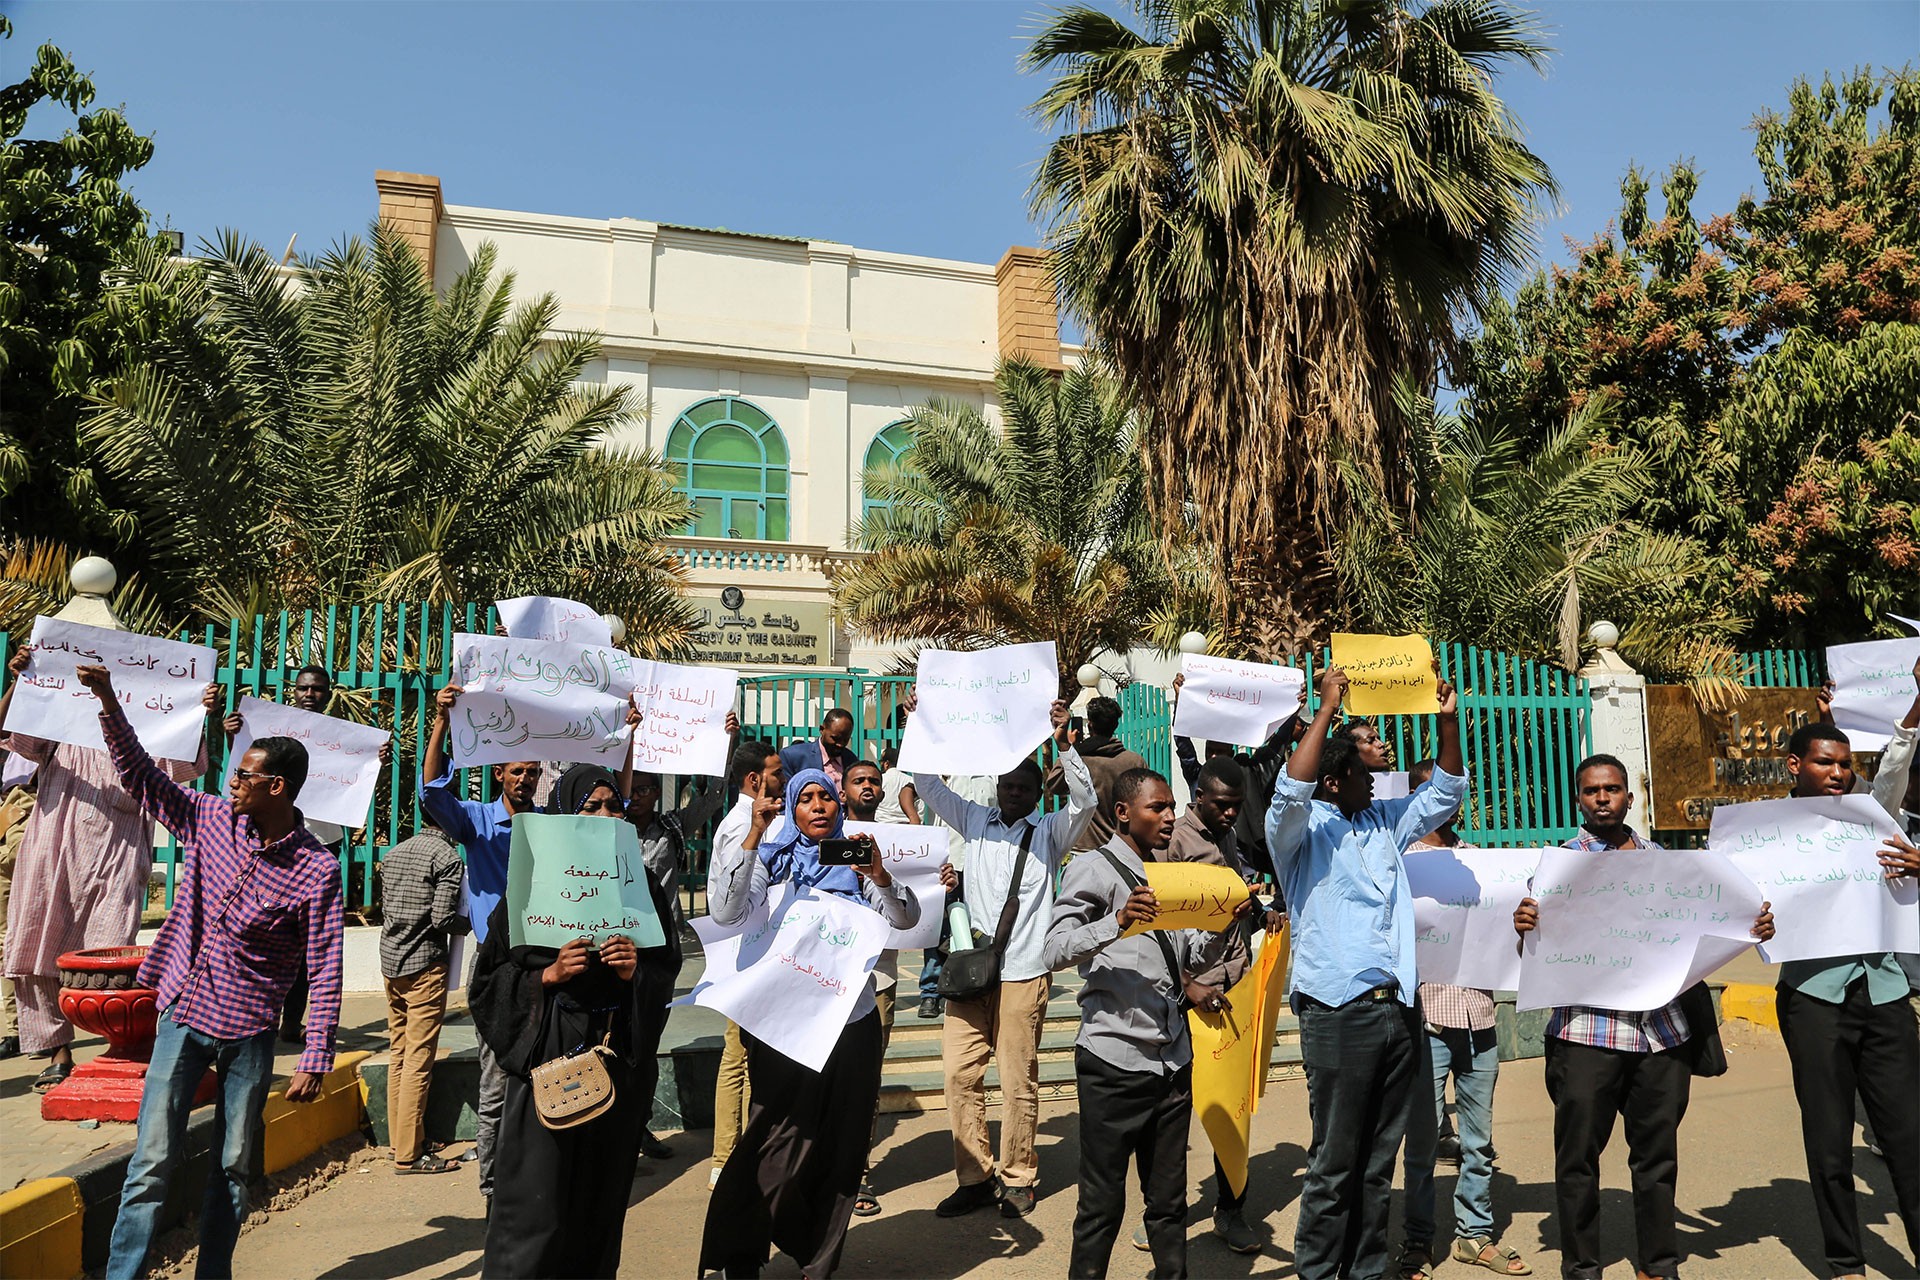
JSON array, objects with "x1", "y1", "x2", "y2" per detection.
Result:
[{"x1": 1267, "y1": 665, "x2": 1467, "y2": 1280}]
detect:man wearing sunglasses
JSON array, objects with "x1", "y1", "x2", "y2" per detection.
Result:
[{"x1": 68, "y1": 664, "x2": 343, "y2": 1280}]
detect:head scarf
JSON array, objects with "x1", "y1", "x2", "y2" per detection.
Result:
[
  {"x1": 756, "y1": 767, "x2": 861, "y2": 899},
  {"x1": 548, "y1": 763, "x2": 621, "y2": 817}
]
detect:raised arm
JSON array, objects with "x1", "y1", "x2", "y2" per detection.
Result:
[
  {"x1": 75, "y1": 665, "x2": 205, "y2": 843},
  {"x1": 417, "y1": 684, "x2": 480, "y2": 845},
  {"x1": 709, "y1": 781, "x2": 780, "y2": 927},
  {"x1": 1044, "y1": 854, "x2": 1147, "y2": 971},
  {"x1": 911, "y1": 769, "x2": 991, "y2": 835},
  {"x1": 1285, "y1": 668, "x2": 1346, "y2": 785}
]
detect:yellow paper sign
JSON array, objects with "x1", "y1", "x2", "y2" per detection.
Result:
[
  {"x1": 1250, "y1": 922, "x2": 1291, "y2": 1107},
  {"x1": 1120, "y1": 862, "x2": 1252, "y2": 937},
  {"x1": 1331, "y1": 632, "x2": 1440, "y2": 716},
  {"x1": 1188, "y1": 958, "x2": 1264, "y2": 1197}
]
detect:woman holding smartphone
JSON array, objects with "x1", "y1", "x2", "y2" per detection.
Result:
[{"x1": 698, "y1": 767, "x2": 921, "y2": 1279}]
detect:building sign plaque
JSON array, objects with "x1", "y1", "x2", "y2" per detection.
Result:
[
  {"x1": 686, "y1": 587, "x2": 833, "y2": 668},
  {"x1": 1646, "y1": 685, "x2": 1819, "y2": 829}
]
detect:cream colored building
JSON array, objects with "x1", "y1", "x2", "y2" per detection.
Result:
[{"x1": 375, "y1": 171, "x2": 1074, "y2": 674}]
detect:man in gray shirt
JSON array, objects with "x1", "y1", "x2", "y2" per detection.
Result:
[
  {"x1": 378, "y1": 816, "x2": 467, "y2": 1175},
  {"x1": 1046, "y1": 767, "x2": 1251, "y2": 1279}
]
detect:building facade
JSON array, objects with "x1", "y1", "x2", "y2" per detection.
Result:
[{"x1": 374, "y1": 170, "x2": 1073, "y2": 674}]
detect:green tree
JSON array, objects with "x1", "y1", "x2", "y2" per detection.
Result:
[
  {"x1": 835, "y1": 358, "x2": 1198, "y2": 698},
  {"x1": 57, "y1": 225, "x2": 698, "y2": 652},
  {"x1": 0, "y1": 19, "x2": 158, "y2": 544},
  {"x1": 1026, "y1": 0, "x2": 1556, "y2": 656},
  {"x1": 1336, "y1": 386, "x2": 1748, "y2": 699}
]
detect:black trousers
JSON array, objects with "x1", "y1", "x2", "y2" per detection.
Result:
[
  {"x1": 1294, "y1": 995, "x2": 1420, "y2": 1280},
  {"x1": 1071, "y1": 1049, "x2": 1192, "y2": 1280},
  {"x1": 1778, "y1": 982, "x2": 1920, "y2": 1274},
  {"x1": 1543, "y1": 1037, "x2": 1691, "y2": 1280}
]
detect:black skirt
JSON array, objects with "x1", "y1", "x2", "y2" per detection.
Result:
[{"x1": 699, "y1": 1010, "x2": 884, "y2": 1279}]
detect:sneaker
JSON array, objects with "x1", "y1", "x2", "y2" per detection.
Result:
[
  {"x1": 1131, "y1": 1222, "x2": 1150, "y2": 1251},
  {"x1": 1213, "y1": 1207, "x2": 1261, "y2": 1254},
  {"x1": 935, "y1": 1179, "x2": 1001, "y2": 1217},
  {"x1": 1000, "y1": 1185, "x2": 1036, "y2": 1217},
  {"x1": 709, "y1": 1166, "x2": 722, "y2": 1190},
  {"x1": 918, "y1": 997, "x2": 942, "y2": 1019}
]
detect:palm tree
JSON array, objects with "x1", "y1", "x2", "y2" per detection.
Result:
[
  {"x1": 64, "y1": 225, "x2": 698, "y2": 653},
  {"x1": 1335, "y1": 384, "x2": 1748, "y2": 702},
  {"x1": 1026, "y1": 0, "x2": 1557, "y2": 656},
  {"x1": 835, "y1": 357, "x2": 1201, "y2": 698}
]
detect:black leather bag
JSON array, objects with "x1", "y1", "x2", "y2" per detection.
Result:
[
  {"x1": 1677, "y1": 981, "x2": 1727, "y2": 1078},
  {"x1": 937, "y1": 825, "x2": 1035, "y2": 1002}
]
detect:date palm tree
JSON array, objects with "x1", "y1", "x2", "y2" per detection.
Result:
[
  {"x1": 836, "y1": 357, "x2": 1200, "y2": 698},
  {"x1": 63, "y1": 225, "x2": 698, "y2": 653},
  {"x1": 1027, "y1": 0, "x2": 1557, "y2": 656}
]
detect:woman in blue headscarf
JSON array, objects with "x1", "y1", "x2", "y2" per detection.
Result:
[{"x1": 699, "y1": 766, "x2": 920, "y2": 1280}]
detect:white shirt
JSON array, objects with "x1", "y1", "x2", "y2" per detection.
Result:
[
  {"x1": 914, "y1": 750, "x2": 1096, "y2": 982},
  {"x1": 875, "y1": 768, "x2": 915, "y2": 825}
]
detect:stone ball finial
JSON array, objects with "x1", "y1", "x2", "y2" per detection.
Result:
[
  {"x1": 1177, "y1": 630, "x2": 1209, "y2": 655},
  {"x1": 1076, "y1": 664, "x2": 1102, "y2": 689},
  {"x1": 71, "y1": 556, "x2": 117, "y2": 597},
  {"x1": 1587, "y1": 619, "x2": 1620, "y2": 650}
]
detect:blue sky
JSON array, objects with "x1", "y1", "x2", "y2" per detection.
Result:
[{"x1": 12, "y1": 0, "x2": 1917, "y2": 281}]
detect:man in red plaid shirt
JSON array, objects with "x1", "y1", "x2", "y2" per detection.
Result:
[{"x1": 71, "y1": 665, "x2": 343, "y2": 1280}]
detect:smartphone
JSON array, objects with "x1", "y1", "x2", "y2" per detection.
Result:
[
  {"x1": 818, "y1": 837, "x2": 866, "y2": 867},
  {"x1": 1069, "y1": 715, "x2": 1085, "y2": 738}
]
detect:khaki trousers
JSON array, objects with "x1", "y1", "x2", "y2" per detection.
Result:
[
  {"x1": 943, "y1": 973, "x2": 1050, "y2": 1189},
  {"x1": 383, "y1": 965, "x2": 449, "y2": 1165},
  {"x1": 712, "y1": 1019, "x2": 752, "y2": 1170}
]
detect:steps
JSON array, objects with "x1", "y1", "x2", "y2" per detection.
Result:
[{"x1": 877, "y1": 960, "x2": 1304, "y2": 1114}]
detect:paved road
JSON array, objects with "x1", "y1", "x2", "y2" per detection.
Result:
[{"x1": 202, "y1": 1028, "x2": 1915, "y2": 1279}]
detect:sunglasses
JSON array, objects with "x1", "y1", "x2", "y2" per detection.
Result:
[{"x1": 231, "y1": 768, "x2": 283, "y2": 785}]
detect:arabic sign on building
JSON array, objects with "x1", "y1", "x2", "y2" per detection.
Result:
[
  {"x1": 685, "y1": 587, "x2": 834, "y2": 668},
  {"x1": 1646, "y1": 685, "x2": 1820, "y2": 829}
]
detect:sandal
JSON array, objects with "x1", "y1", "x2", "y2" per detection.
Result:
[
  {"x1": 32, "y1": 1061, "x2": 72, "y2": 1093},
  {"x1": 1397, "y1": 1241, "x2": 1435, "y2": 1280},
  {"x1": 395, "y1": 1154, "x2": 459, "y2": 1175},
  {"x1": 1453, "y1": 1236, "x2": 1531, "y2": 1275},
  {"x1": 852, "y1": 1182, "x2": 881, "y2": 1217}
]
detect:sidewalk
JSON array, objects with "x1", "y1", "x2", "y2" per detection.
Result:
[{"x1": 212, "y1": 1026, "x2": 1915, "y2": 1280}]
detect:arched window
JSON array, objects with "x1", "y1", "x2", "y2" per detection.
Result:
[
  {"x1": 860, "y1": 420, "x2": 916, "y2": 523},
  {"x1": 665, "y1": 397, "x2": 790, "y2": 540}
]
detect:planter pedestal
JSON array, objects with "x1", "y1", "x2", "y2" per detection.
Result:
[{"x1": 42, "y1": 946, "x2": 215, "y2": 1123}]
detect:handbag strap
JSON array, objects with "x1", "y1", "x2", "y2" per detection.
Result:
[
  {"x1": 1095, "y1": 848, "x2": 1186, "y2": 996},
  {"x1": 987, "y1": 823, "x2": 1038, "y2": 956}
]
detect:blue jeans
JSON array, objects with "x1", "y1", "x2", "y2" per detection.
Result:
[
  {"x1": 107, "y1": 1013, "x2": 276, "y2": 1280},
  {"x1": 1404, "y1": 1026, "x2": 1500, "y2": 1244}
]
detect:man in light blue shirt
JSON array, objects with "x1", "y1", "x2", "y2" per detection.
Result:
[{"x1": 1267, "y1": 665, "x2": 1466, "y2": 1280}]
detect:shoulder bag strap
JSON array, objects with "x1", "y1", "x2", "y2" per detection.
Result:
[
  {"x1": 1094, "y1": 848, "x2": 1187, "y2": 996},
  {"x1": 987, "y1": 823, "x2": 1037, "y2": 956}
]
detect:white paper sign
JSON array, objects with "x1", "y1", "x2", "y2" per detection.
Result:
[
  {"x1": 1374, "y1": 771, "x2": 1411, "y2": 800},
  {"x1": 678, "y1": 882, "x2": 889, "y2": 1070},
  {"x1": 6, "y1": 618, "x2": 213, "y2": 760},
  {"x1": 225, "y1": 696, "x2": 390, "y2": 828},
  {"x1": 495, "y1": 596, "x2": 613, "y2": 647},
  {"x1": 1713, "y1": 793, "x2": 1918, "y2": 963},
  {"x1": 898, "y1": 642, "x2": 1058, "y2": 777},
  {"x1": 1516, "y1": 845, "x2": 1764, "y2": 1012},
  {"x1": 1172, "y1": 655, "x2": 1305, "y2": 749},
  {"x1": 1892, "y1": 615, "x2": 1920, "y2": 635},
  {"x1": 1407, "y1": 846, "x2": 1540, "y2": 991},
  {"x1": 629, "y1": 659, "x2": 738, "y2": 778},
  {"x1": 846, "y1": 820, "x2": 943, "y2": 949},
  {"x1": 448, "y1": 632, "x2": 636, "y2": 770},
  {"x1": 1826, "y1": 638, "x2": 1920, "y2": 752}
]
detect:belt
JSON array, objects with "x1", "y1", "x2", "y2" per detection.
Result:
[{"x1": 1299, "y1": 983, "x2": 1400, "y2": 1012}]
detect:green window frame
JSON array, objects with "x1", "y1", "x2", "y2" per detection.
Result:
[
  {"x1": 860, "y1": 420, "x2": 916, "y2": 523},
  {"x1": 665, "y1": 397, "x2": 791, "y2": 540}
]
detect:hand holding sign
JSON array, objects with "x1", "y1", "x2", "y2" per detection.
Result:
[
  {"x1": 496, "y1": 596, "x2": 613, "y2": 646},
  {"x1": 1330, "y1": 633, "x2": 1440, "y2": 716},
  {"x1": 1119, "y1": 862, "x2": 1252, "y2": 937},
  {"x1": 1173, "y1": 655, "x2": 1306, "y2": 749},
  {"x1": 506, "y1": 812, "x2": 666, "y2": 950},
  {"x1": 8, "y1": 618, "x2": 215, "y2": 760},
  {"x1": 227, "y1": 695, "x2": 390, "y2": 828},
  {"x1": 1825, "y1": 638, "x2": 1920, "y2": 751},
  {"x1": 845, "y1": 820, "x2": 944, "y2": 949},
  {"x1": 898, "y1": 642, "x2": 1058, "y2": 777},
  {"x1": 449, "y1": 632, "x2": 636, "y2": 770}
]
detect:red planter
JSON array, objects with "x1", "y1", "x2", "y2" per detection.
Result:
[{"x1": 41, "y1": 945, "x2": 213, "y2": 1122}]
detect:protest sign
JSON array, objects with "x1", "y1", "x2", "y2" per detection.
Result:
[
  {"x1": 495, "y1": 596, "x2": 613, "y2": 647},
  {"x1": 6, "y1": 617, "x2": 214, "y2": 760},
  {"x1": 1172, "y1": 655, "x2": 1305, "y2": 749},
  {"x1": 226, "y1": 696, "x2": 390, "y2": 828},
  {"x1": 1893, "y1": 615, "x2": 1920, "y2": 635},
  {"x1": 898, "y1": 642, "x2": 1057, "y2": 776},
  {"x1": 845, "y1": 820, "x2": 944, "y2": 950},
  {"x1": 505, "y1": 812, "x2": 666, "y2": 950},
  {"x1": 1407, "y1": 846, "x2": 1539, "y2": 991},
  {"x1": 679, "y1": 882, "x2": 890, "y2": 1071},
  {"x1": 1516, "y1": 844, "x2": 1763, "y2": 1012},
  {"x1": 1188, "y1": 957, "x2": 1265, "y2": 1197},
  {"x1": 629, "y1": 659, "x2": 738, "y2": 778},
  {"x1": 1714, "y1": 793, "x2": 1917, "y2": 964},
  {"x1": 1373, "y1": 772, "x2": 1411, "y2": 800},
  {"x1": 1120, "y1": 862, "x2": 1252, "y2": 938},
  {"x1": 1826, "y1": 638, "x2": 1920, "y2": 751},
  {"x1": 447, "y1": 632, "x2": 636, "y2": 770},
  {"x1": 1330, "y1": 633, "x2": 1440, "y2": 716},
  {"x1": 1249, "y1": 924, "x2": 1291, "y2": 1105}
]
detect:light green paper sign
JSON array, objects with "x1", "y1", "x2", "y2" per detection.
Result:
[{"x1": 506, "y1": 812, "x2": 667, "y2": 950}]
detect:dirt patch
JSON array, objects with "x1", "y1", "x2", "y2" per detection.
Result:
[
  {"x1": 147, "y1": 1137, "x2": 378, "y2": 1278},
  {"x1": 1718, "y1": 1016, "x2": 1782, "y2": 1053}
]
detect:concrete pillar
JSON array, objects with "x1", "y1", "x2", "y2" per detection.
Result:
[
  {"x1": 806, "y1": 243, "x2": 853, "y2": 356},
  {"x1": 805, "y1": 374, "x2": 850, "y2": 546},
  {"x1": 374, "y1": 171, "x2": 443, "y2": 281},
  {"x1": 995, "y1": 247, "x2": 1062, "y2": 370},
  {"x1": 1580, "y1": 632, "x2": 1658, "y2": 823},
  {"x1": 609, "y1": 219, "x2": 658, "y2": 335}
]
